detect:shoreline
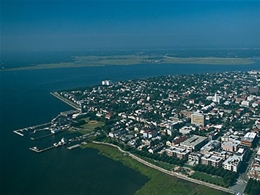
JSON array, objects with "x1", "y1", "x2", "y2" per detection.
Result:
[{"x1": 85, "y1": 141, "x2": 232, "y2": 195}]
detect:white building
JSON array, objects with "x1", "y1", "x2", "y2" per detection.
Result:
[
  {"x1": 179, "y1": 125, "x2": 196, "y2": 135},
  {"x1": 222, "y1": 155, "x2": 242, "y2": 172},
  {"x1": 102, "y1": 80, "x2": 112, "y2": 86}
]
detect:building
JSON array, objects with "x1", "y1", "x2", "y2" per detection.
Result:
[
  {"x1": 188, "y1": 152, "x2": 202, "y2": 166},
  {"x1": 191, "y1": 112, "x2": 205, "y2": 127},
  {"x1": 241, "y1": 132, "x2": 257, "y2": 148},
  {"x1": 179, "y1": 125, "x2": 196, "y2": 135},
  {"x1": 221, "y1": 140, "x2": 240, "y2": 152},
  {"x1": 165, "y1": 146, "x2": 190, "y2": 160},
  {"x1": 255, "y1": 148, "x2": 260, "y2": 163},
  {"x1": 200, "y1": 140, "x2": 220, "y2": 154},
  {"x1": 201, "y1": 153, "x2": 223, "y2": 168},
  {"x1": 101, "y1": 80, "x2": 112, "y2": 86},
  {"x1": 180, "y1": 135, "x2": 208, "y2": 151},
  {"x1": 212, "y1": 93, "x2": 221, "y2": 104},
  {"x1": 143, "y1": 130, "x2": 157, "y2": 139},
  {"x1": 248, "y1": 163, "x2": 260, "y2": 181},
  {"x1": 222, "y1": 155, "x2": 242, "y2": 172}
]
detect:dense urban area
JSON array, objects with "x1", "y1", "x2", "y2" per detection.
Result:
[{"x1": 24, "y1": 70, "x2": 260, "y2": 195}]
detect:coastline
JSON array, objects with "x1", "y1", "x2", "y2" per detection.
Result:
[{"x1": 83, "y1": 142, "x2": 231, "y2": 195}]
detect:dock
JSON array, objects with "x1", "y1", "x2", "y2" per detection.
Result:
[
  {"x1": 14, "y1": 130, "x2": 24, "y2": 136},
  {"x1": 29, "y1": 145, "x2": 55, "y2": 153},
  {"x1": 13, "y1": 122, "x2": 51, "y2": 137},
  {"x1": 67, "y1": 144, "x2": 81, "y2": 150}
]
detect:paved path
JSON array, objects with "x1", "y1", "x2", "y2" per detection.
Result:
[{"x1": 93, "y1": 141, "x2": 235, "y2": 194}]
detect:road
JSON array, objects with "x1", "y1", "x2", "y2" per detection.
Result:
[{"x1": 229, "y1": 148, "x2": 257, "y2": 194}]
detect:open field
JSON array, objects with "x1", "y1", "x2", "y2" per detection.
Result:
[
  {"x1": 83, "y1": 143, "x2": 230, "y2": 195},
  {"x1": 2, "y1": 54, "x2": 254, "y2": 71},
  {"x1": 79, "y1": 118, "x2": 104, "y2": 130},
  {"x1": 69, "y1": 118, "x2": 104, "y2": 134}
]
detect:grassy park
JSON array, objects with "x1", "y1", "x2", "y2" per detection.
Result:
[
  {"x1": 190, "y1": 171, "x2": 227, "y2": 187},
  {"x1": 69, "y1": 118, "x2": 104, "y2": 135}
]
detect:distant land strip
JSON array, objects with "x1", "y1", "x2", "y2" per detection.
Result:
[{"x1": 1, "y1": 55, "x2": 254, "y2": 71}]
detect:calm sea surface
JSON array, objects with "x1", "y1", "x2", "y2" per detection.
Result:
[{"x1": 1, "y1": 63, "x2": 260, "y2": 195}]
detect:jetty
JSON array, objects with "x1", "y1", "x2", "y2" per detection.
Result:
[{"x1": 67, "y1": 144, "x2": 81, "y2": 150}]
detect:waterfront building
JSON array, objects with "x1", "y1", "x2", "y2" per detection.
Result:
[
  {"x1": 102, "y1": 80, "x2": 112, "y2": 86},
  {"x1": 222, "y1": 155, "x2": 242, "y2": 172},
  {"x1": 165, "y1": 145, "x2": 190, "y2": 160},
  {"x1": 188, "y1": 152, "x2": 202, "y2": 166},
  {"x1": 201, "y1": 153, "x2": 223, "y2": 168}
]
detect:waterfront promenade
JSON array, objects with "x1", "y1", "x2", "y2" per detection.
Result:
[
  {"x1": 50, "y1": 92, "x2": 81, "y2": 110},
  {"x1": 93, "y1": 141, "x2": 235, "y2": 194}
]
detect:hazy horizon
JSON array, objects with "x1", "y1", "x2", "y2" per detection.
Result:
[{"x1": 1, "y1": 0, "x2": 260, "y2": 52}]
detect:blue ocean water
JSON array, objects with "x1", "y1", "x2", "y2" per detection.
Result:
[{"x1": 0, "y1": 63, "x2": 260, "y2": 194}]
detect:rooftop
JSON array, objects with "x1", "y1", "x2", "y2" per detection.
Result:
[{"x1": 180, "y1": 135, "x2": 207, "y2": 148}]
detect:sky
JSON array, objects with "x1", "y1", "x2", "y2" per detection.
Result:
[{"x1": 1, "y1": 0, "x2": 260, "y2": 52}]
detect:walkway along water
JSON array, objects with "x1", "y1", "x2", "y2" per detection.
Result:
[{"x1": 93, "y1": 141, "x2": 235, "y2": 194}]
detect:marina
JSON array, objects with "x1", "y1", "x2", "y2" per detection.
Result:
[{"x1": 13, "y1": 122, "x2": 51, "y2": 137}]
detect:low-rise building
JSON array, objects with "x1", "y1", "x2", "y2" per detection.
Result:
[
  {"x1": 201, "y1": 153, "x2": 223, "y2": 168},
  {"x1": 221, "y1": 140, "x2": 240, "y2": 152},
  {"x1": 165, "y1": 145, "x2": 190, "y2": 160},
  {"x1": 248, "y1": 163, "x2": 260, "y2": 181},
  {"x1": 255, "y1": 148, "x2": 260, "y2": 163},
  {"x1": 179, "y1": 125, "x2": 196, "y2": 135},
  {"x1": 200, "y1": 140, "x2": 220, "y2": 154},
  {"x1": 222, "y1": 155, "x2": 242, "y2": 172},
  {"x1": 188, "y1": 152, "x2": 202, "y2": 166},
  {"x1": 180, "y1": 135, "x2": 208, "y2": 151}
]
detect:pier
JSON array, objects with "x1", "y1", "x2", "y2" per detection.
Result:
[
  {"x1": 13, "y1": 122, "x2": 51, "y2": 137},
  {"x1": 67, "y1": 144, "x2": 81, "y2": 150},
  {"x1": 29, "y1": 145, "x2": 56, "y2": 153}
]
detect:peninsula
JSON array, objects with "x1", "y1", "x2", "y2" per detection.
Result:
[{"x1": 13, "y1": 70, "x2": 260, "y2": 195}]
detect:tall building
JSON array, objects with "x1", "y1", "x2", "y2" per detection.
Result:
[{"x1": 191, "y1": 112, "x2": 205, "y2": 127}]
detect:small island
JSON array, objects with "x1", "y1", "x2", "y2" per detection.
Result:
[{"x1": 2, "y1": 53, "x2": 255, "y2": 71}]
